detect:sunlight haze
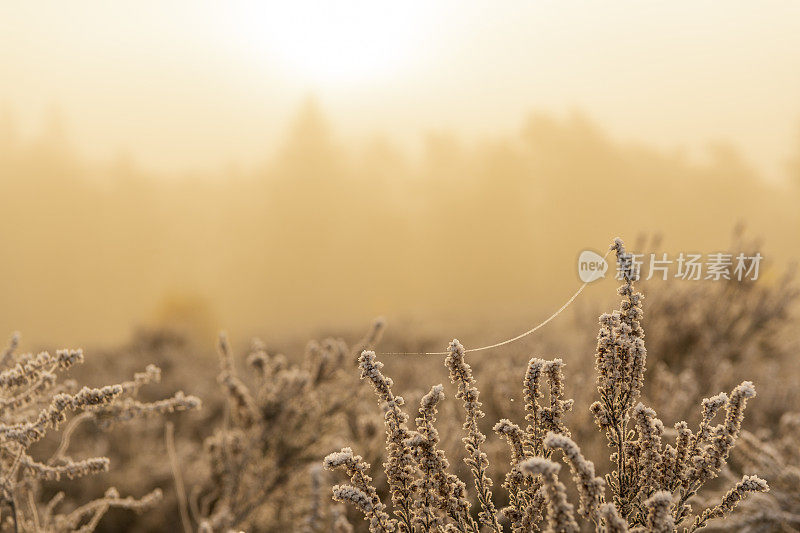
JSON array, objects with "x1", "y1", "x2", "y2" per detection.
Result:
[
  {"x1": 1, "y1": 1, "x2": 799, "y2": 179},
  {"x1": 1, "y1": 1, "x2": 799, "y2": 346}
]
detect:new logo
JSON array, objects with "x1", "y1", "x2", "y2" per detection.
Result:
[{"x1": 578, "y1": 250, "x2": 608, "y2": 283}]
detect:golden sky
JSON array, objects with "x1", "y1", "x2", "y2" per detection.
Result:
[
  {"x1": 2, "y1": 1, "x2": 800, "y2": 346},
  {"x1": 2, "y1": 1, "x2": 799, "y2": 179}
]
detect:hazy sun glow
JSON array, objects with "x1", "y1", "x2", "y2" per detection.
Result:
[{"x1": 229, "y1": 2, "x2": 427, "y2": 85}]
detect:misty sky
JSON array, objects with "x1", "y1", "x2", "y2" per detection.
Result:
[{"x1": 1, "y1": 1, "x2": 799, "y2": 180}]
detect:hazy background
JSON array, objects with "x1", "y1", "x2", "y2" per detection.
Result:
[{"x1": 1, "y1": 1, "x2": 799, "y2": 346}]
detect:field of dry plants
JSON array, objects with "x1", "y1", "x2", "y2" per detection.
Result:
[
  {"x1": 4, "y1": 3, "x2": 800, "y2": 532},
  {"x1": 0, "y1": 236, "x2": 797, "y2": 533}
]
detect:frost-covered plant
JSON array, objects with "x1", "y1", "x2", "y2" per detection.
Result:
[
  {"x1": 642, "y1": 233, "x2": 798, "y2": 429},
  {"x1": 702, "y1": 412, "x2": 800, "y2": 532},
  {"x1": 192, "y1": 321, "x2": 386, "y2": 532},
  {"x1": 0, "y1": 332, "x2": 200, "y2": 532},
  {"x1": 324, "y1": 238, "x2": 768, "y2": 532}
]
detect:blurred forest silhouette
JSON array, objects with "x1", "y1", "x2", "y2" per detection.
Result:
[{"x1": 1, "y1": 99, "x2": 798, "y2": 346}]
